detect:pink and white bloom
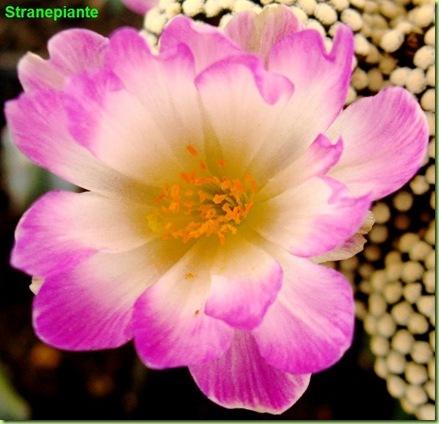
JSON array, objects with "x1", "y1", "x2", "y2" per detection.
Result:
[{"x1": 6, "y1": 5, "x2": 428, "y2": 414}]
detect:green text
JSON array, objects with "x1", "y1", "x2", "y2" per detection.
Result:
[{"x1": 4, "y1": 5, "x2": 99, "y2": 21}]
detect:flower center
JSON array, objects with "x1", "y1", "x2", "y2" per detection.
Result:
[{"x1": 147, "y1": 145, "x2": 257, "y2": 244}]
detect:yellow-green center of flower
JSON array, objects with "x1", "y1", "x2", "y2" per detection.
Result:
[{"x1": 147, "y1": 145, "x2": 257, "y2": 244}]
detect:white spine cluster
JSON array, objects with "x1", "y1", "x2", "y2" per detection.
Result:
[{"x1": 357, "y1": 219, "x2": 435, "y2": 419}]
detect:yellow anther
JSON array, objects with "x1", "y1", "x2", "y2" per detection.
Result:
[{"x1": 213, "y1": 194, "x2": 227, "y2": 204}]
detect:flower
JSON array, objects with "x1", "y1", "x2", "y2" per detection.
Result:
[{"x1": 6, "y1": 5, "x2": 428, "y2": 414}]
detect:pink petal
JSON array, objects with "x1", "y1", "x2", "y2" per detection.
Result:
[
  {"x1": 160, "y1": 16, "x2": 242, "y2": 72},
  {"x1": 107, "y1": 27, "x2": 199, "y2": 141},
  {"x1": 259, "y1": 134, "x2": 343, "y2": 199},
  {"x1": 17, "y1": 53, "x2": 64, "y2": 93},
  {"x1": 328, "y1": 87, "x2": 429, "y2": 199},
  {"x1": 5, "y1": 90, "x2": 151, "y2": 199},
  {"x1": 11, "y1": 191, "x2": 152, "y2": 277},
  {"x1": 225, "y1": 5, "x2": 300, "y2": 64},
  {"x1": 205, "y1": 238, "x2": 283, "y2": 330},
  {"x1": 190, "y1": 332, "x2": 311, "y2": 414},
  {"x1": 194, "y1": 54, "x2": 293, "y2": 175},
  {"x1": 252, "y1": 252, "x2": 354, "y2": 374},
  {"x1": 18, "y1": 29, "x2": 108, "y2": 91},
  {"x1": 249, "y1": 25, "x2": 353, "y2": 180},
  {"x1": 133, "y1": 245, "x2": 234, "y2": 369},
  {"x1": 195, "y1": 54, "x2": 293, "y2": 105},
  {"x1": 63, "y1": 68, "x2": 183, "y2": 185},
  {"x1": 269, "y1": 24, "x2": 353, "y2": 104},
  {"x1": 251, "y1": 176, "x2": 371, "y2": 258},
  {"x1": 11, "y1": 192, "x2": 91, "y2": 277},
  {"x1": 313, "y1": 212, "x2": 374, "y2": 262},
  {"x1": 33, "y1": 245, "x2": 160, "y2": 350},
  {"x1": 103, "y1": 28, "x2": 205, "y2": 166},
  {"x1": 122, "y1": 0, "x2": 157, "y2": 14}
]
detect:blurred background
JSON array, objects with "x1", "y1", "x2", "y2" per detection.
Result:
[{"x1": 0, "y1": 0, "x2": 435, "y2": 419}]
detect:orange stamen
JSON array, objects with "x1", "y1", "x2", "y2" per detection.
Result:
[
  {"x1": 147, "y1": 150, "x2": 258, "y2": 244},
  {"x1": 186, "y1": 144, "x2": 198, "y2": 156}
]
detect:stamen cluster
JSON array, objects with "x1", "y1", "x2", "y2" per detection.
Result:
[{"x1": 147, "y1": 145, "x2": 257, "y2": 244}]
